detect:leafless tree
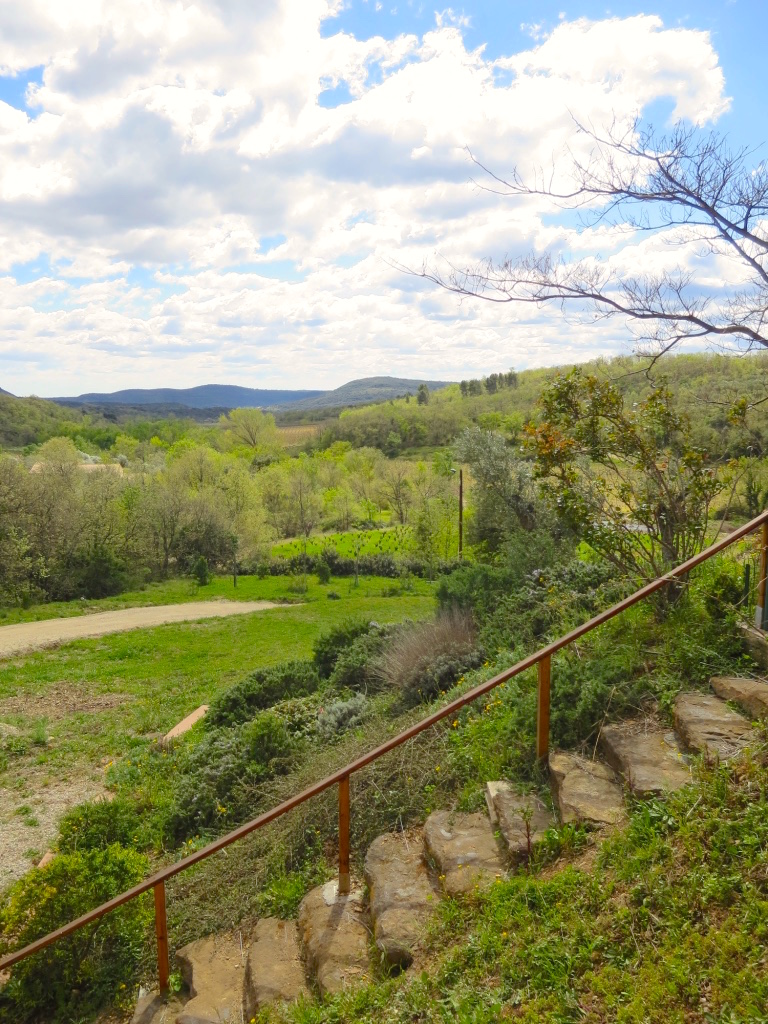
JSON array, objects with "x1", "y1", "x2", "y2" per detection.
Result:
[{"x1": 413, "y1": 118, "x2": 768, "y2": 358}]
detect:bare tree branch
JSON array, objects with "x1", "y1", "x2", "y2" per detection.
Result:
[{"x1": 408, "y1": 118, "x2": 768, "y2": 353}]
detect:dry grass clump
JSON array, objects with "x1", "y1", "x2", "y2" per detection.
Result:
[{"x1": 373, "y1": 608, "x2": 482, "y2": 705}]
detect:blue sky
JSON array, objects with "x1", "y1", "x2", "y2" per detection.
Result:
[{"x1": 0, "y1": 0, "x2": 764, "y2": 396}]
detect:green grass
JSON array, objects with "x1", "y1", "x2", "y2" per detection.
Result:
[
  {"x1": 0, "y1": 574, "x2": 346, "y2": 625},
  {"x1": 0, "y1": 575, "x2": 436, "y2": 783},
  {"x1": 271, "y1": 526, "x2": 409, "y2": 561}
]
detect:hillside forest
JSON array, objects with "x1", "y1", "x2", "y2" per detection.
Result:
[{"x1": 2, "y1": 351, "x2": 768, "y2": 610}]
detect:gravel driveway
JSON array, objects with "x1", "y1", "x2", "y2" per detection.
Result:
[{"x1": 0, "y1": 600, "x2": 286, "y2": 659}]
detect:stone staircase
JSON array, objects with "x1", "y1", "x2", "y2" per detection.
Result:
[{"x1": 133, "y1": 675, "x2": 768, "y2": 1023}]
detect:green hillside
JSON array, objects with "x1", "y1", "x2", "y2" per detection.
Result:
[{"x1": 322, "y1": 351, "x2": 768, "y2": 458}]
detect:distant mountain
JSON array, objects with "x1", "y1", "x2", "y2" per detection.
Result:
[
  {"x1": 0, "y1": 387, "x2": 15, "y2": 397},
  {"x1": 53, "y1": 384, "x2": 323, "y2": 409},
  {"x1": 51, "y1": 377, "x2": 454, "y2": 413},
  {"x1": 287, "y1": 376, "x2": 452, "y2": 410}
]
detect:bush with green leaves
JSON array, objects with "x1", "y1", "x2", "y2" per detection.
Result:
[
  {"x1": 206, "y1": 659, "x2": 320, "y2": 728},
  {"x1": 315, "y1": 558, "x2": 332, "y2": 584},
  {"x1": 0, "y1": 846, "x2": 151, "y2": 1023},
  {"x1": 190, "y1": 554, "x2": 211, "y2": 586},
  {"x1": 269, "y1": 693, "x2": 326, "y2": 740},
  {"x1": 326, "y1": 624, "x2": 393, "y2": 693},
  {"x1": 58, "y1": 795, "x2": 162, "y2": 853},
  {"x1": 315, "y1": 694, "x2": 369, "y2": 743},
  {"x1": 168, "y1": 712, "x2": 297, "y2": 840},
  {"x1": 312, "y1": 617, "x2": 373, "y2": 678}
]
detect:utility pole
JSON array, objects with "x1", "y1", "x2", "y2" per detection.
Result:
[{"x1": 451, "y1": 468, "x2": 464, "y2": 559}]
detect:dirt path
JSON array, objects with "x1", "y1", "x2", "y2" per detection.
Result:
[{"x1": 0, "y1": 600, "x2": 287, "y2": 659}]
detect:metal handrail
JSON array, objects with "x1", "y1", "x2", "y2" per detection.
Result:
[{"x1": 2, "y1": 510, "x2": 767, "y2": 989}]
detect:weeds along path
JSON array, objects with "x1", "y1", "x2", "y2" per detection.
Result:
[{"x1": 0, "y1": 600, "x2": 286, "y2": 659}]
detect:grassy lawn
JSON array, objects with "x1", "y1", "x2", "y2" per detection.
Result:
[
  {"x1": 0, "y1": 575, "x2": 436, "y2": 785},
  {"x1": 0, "y1": 570, "x2": 418, "y2": 625}
]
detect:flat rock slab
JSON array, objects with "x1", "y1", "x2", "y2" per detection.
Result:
[
  {"x1": 600, "y1": 722, "x2": 690, "y2": 798},
  {"x1": 298, "y1": 880, "x2": 370, "y2": 996},
  {"x1": 675, "y1": 692, "x2": 756, "y2": 760},
  {"x1": 163, "y1": 705, "x2": 209, "y2": 744},
  {"x1": 424, "y1": 811, "x2": 506, "y2": 895},
  {"x1": 710, "y1": 676, "x2": 768, "y2": 719},
  {"x1": 243, "y1": 918, "x2": 308, "y2": 1015},
  {"x1": 176, "y1": 931, "x2": 246, "y2": 1024},
  {"x1": 364, "y1": 831, "x2": 438, "y2": 968},
  {"x1": 548, "y1": 752, "x2": 626, "y2": 826},
  {"x1": 486, "y1": 782, "x2": 555, "y2": 860},
  {"x1": 131, "y1": 989, "x2": 186, "y2": 1024}
]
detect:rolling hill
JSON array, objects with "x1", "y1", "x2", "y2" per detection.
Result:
[{"x1": 50, "y1": 376, "x2": 453, "y2": 413}]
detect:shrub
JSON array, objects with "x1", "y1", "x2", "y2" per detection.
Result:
[
  {"x1": 0, "y1": 846, "x2": 151, "y2": 1023},
  {"x1": 315, "y1": 558, "x2": 332, "y2": 584},
  {"x1": 327, "y1": 625, "x2": 392, "y2": 693},
  {"x1": 58, "y1": 795, "x2": 161, "y2": 853},
  {"x1": 190, "y1": 555, "x2": 211, "y2": 586},
  {"x1": 269, "y1": 694, "x2": 326, "y2": 740},
  {"x1": 241, "y1": 712, "x2": 296, "y2": 768},
  {"x1": 374, "y1": 609, "x2": 484, "y2": 704},
  {"x1": 313, "y1": 618, "x2": 372, "y2": 678},
  {"x1": 168, "y1": 713, "x2": 297, "y2": 840},
  {"x1": 207, "y1": 660, "x2": 320, "y2": 728},
  {"x1": 315, "y1": 694, "x2": 369, "y2": 742}
]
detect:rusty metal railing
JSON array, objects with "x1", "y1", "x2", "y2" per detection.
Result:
[{"x1": 2, "y1": 510, "x2": 767, "y2": 991}]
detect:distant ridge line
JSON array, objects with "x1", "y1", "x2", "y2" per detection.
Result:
[{"x1": 50, "y1": 376, "x2": 454, "y2": 412}]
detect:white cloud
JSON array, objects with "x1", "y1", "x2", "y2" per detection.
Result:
[{"x1": 0, "y1": 3, "x2": 733, "y2": 394}]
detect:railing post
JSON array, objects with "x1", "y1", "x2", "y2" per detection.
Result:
[
  {"x1": 154, "y1": 882, "x2": 170, "y2": 993},
  {"x1": 756, "y1": 521, "x2": 768, "y2": 630},
  {"x1": 536, "y1": 655, "x2": 551, "y2": 761},
  {"x1": 338, "y1": 775, "x2": 350, "y2": 895}
]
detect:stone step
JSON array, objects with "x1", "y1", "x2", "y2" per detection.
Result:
[
  {"x1": 600, "y1": 722, "x2": 691, "y2": 797},
  {"x1": 738, "y1": 623, "x2": 768, "y2": 671},
  {"x1": 710, "y1": 675, "x2": 768, "y2": 719},
  {"x1": 364, "y1": 830, "x2": 438, "y2": 970},
  {"x1": 130, "y1": 989, "x2": 185, "y2": 1024},
  {"x1": 243, "y1": 918, "x2": 308, "y2": 1017},
  {"x1": 547, "y1": 752, "x2": 626, "y2": 826},
  {"x1": 297, "y1": 879, "x2": 370, "y2": 997},
  {"x1": 674, "y1": 692, "x2": 756, "y2": 760},
  {"x1": 423, "y1": 810, "x2": 506, "y2": 895},
  {"x1": 485, "y1": 782, "x2": 555, "y2": 860},
  {"x1": 175, "y1": 931, "x2": 246, "y2": 1024}
]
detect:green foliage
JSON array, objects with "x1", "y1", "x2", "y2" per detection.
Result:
[
  {"x1": 315, "y1": 558, "x2": 332, "y2": 584},
  {"x1": 315, "y1": 694, "x2": 369, "y2": 742},
  {"x1": 55, "y1": 544, "x2": 134, "y2": 600},
  {"x1": 190, "y1": 555, "x2": 211, "y2": 586},
  {"x1": 453, "y1": 426, "x2": 555, "y2": 552},
  {"x1": 58, "y1": 795, "x2": 162, "y2": 853},
  {"x1": 327, "y1": 625, "x2": 391, "y2": 692},
  {"x1": 0, "y1": 846, "x2": 151, "y2": 1023},
  {"x1": 207, "y1": 660, "x2": 321, "y2": 728},
  {"x1": 528, "y1": 368, "x2": 726, "y2": 594},
  {"x1": 313, "y1": 617, "x2": 373, "y2": 678},
  {"x1": 168, "y1": 712, "x2": 297, "y2": 839}
]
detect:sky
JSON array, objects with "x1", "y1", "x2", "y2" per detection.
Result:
[{"x1": 0, "y1": 0, "x2": 765, "y2": 397}]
